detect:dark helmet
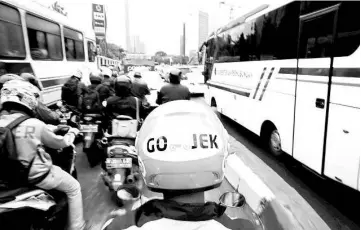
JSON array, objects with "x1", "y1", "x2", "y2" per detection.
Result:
[
  {"x1": 134, "y1": 72, "x2": 142, "y2": 78},
  {"x1": 169, "y1": 69, "x2": 181, "y2": 84},
  {"x1": 89, "y1": 71, "x2": 103, "y2": 84},
  {"x1": 114, "y1": 75, "x2": 132, "y2": 97}
]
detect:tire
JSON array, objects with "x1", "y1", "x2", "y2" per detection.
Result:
[{"x1": 265, "y1": 128, "x2": 283, "y2": 157}]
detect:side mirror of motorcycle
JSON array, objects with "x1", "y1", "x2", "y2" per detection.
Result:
[
  {"x1": 102, "y1": 100, "x2": 107, "y2": 107},
  {"x1": 56, "y1": 100, "x2": 63, "y2": 108},
  {"x1": 219, "y1": 191, "x2": 246, "y2": 208}
]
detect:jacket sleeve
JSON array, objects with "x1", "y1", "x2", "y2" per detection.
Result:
[
  {"x1": 40, "y1": 124, "x2": 75, "y2": 149},
  {"x1": 35, "y1": 102, "x2": 60, "y2": 125}
]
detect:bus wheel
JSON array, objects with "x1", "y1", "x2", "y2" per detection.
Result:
[
  {"x1": 261, "y1": 123, "x2": 283, "y2": 157},
  {"x1": 267, "y1": 129, "x2": 283, "y2": 157}
]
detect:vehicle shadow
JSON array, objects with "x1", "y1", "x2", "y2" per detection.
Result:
[{"x1": 219, "y1": 114, "x2": 360, "y2": 228}]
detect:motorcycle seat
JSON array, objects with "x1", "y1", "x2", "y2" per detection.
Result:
[
  {"x1": 84, "y1": 114, "x2": 102, "y2": 118},
  {"x1": 0, "y1": 187, "x2": 37, "y2": 203}
]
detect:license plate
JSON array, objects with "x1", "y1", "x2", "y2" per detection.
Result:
[
  {"x1": 106, "y1": 158, "x2": 132, "y2": 169},
  {"x1": 80, "y1": 124, "x2": 98, "y2": 132}
]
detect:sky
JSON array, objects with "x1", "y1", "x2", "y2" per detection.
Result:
[{"x1": 30, "y1": 0, "x2": 266, "y2": 55}]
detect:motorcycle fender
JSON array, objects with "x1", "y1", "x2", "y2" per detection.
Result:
[{"x1": 83, "y1": 132, "x2": 95, "y2": 149}]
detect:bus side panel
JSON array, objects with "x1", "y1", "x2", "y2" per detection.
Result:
[
  {"x1": 324, "y1": 53, "x2": 360, "y2": 190},
  {"x1": 258, "y1": 60, "x2": 297, "y2": 156}
]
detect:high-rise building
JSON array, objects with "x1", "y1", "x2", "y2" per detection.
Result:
[
  {"x1": 124, "y1": 0, "x2": 131, "y2": 51},
  {"x1": 180, "y1": 35, "x2": 184, "y2": 56},
  {"x1": 198, "y1": 11, "x2": 209, "y2": 47},
  {"x1": 185, "y1": 11, "x2": 209, "y2": 57}
]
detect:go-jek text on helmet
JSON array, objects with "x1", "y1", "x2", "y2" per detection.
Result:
[
  {"x1": 0, "y1": 79, "x2": 40, "y2": 111},
  {"x1": 136, "y1": 100, "x2": 229, "y2": 193},
  {"x1": 89, "y1": 70, "x2": 103, "y2": 83}
]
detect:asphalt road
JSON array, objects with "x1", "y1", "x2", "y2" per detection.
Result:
[{"x1": 77, "y1": 96, "x2": 359, "y2": 230}]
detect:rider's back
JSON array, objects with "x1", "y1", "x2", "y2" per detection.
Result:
[{"x1": 106, "y1": 95, "x2": 137, "y2": 119}]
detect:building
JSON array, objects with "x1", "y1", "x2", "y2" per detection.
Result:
[
  {"x1": 130, "y1": 35, "x2": 146, "y2": 53},
  {"x1": 185, "y1": 11, "x2": 209, "y2": 57},
  {"x1": 124, "y1": 0, "x2": 131, "y2": 51},
  {"x1": 180, "y1": 35, "x2": 185, "y2": 56},
  {"x1": 198, "y1": 11, "x2": 209, "y2": 47}
]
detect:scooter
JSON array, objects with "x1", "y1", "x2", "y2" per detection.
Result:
[
  {"x1": 100, "y1": 116, "x2": 142, "y2": 207},
  {"x1": 0, "y1": 126, "x2": 79, "y2": 230},
  {"x1": 80, "y1": 113, "x2": 104, "y2": 167}
]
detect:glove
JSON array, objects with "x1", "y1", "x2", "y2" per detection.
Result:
[{"x1": 68, "y1": 127, "x2": 80, "y2": 137}]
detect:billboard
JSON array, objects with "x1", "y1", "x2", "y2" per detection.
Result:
[{"x1": 92, "y1": 3, "x2": 106, "y2": 39}]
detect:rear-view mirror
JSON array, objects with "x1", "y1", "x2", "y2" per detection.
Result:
[{"x1": 219, "y1": 192, "x2": 245, "y2": 208}]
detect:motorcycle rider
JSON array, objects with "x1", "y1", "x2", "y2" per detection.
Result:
[
  {"x1": 81, "y1": 71, "x2": 103, "y2": 114},
  {"x1": 156, "y1": 69, "x2": 191, "y2": 105},
  {"x1": 61, "y1": 69, "x2": 87, "y2": 112},
  {"x1": 99, "y1": 68, "x2": 115, "y2": 102},
  {"x1": 0, "y1": 73, "x2": 60, "y2": 125},
  {"x1": 130, "y1": 72, "x2": 150, "y2": 102},
  {"x1": 104, "y1": 75, "x2": 147, "y2": 129},
  {"x1": 0, "y1": 80, "x2": 88, "y2": 230},
  {"x1": 103, "y1": 100, "x2": 254, "y2": 230}
]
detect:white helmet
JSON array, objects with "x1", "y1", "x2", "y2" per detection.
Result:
[
  {"x1": 136, "y1": 100, "x2": 229, "y2": 193},
  {"x1": 73, "y1": 69, "x2": 83, "y2": 80},
  {"x1": 102, "y1": 68, "x2": 112, "y2": 78},
  {"x1": 0, "y1": 79, "x2": 40, "y2": 111}
]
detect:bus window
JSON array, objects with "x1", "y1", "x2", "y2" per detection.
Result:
[
  {"x1": 64, "y1": 27, "x2": 85, "y2": 61},
  {"x1": 87, "y1": 41, "x2": 95, "y2": 62},
  {"x1": 0, "y1": 3, "x2": 26, "y2": 59},
  {"x1": 26, "y1": 14, "x2": 62, "y2": 60}
]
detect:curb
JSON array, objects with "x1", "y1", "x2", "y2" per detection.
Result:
[{"x1": 225, "y1": 154, "x2": 301, "y2": 230}]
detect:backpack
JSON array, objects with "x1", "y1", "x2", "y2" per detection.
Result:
[
  {"x1": 0, "y1": 115, "x2": 31, "y2": 188},
  {"x1": 61, "y1": 78, "x2": 79, "y2": 106},
  {"x1": 82, "y1": 87, "x2": 101, "y2": 113}
]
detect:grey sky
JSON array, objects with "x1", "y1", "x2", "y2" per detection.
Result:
[{"x1": 33, "y1": 0, "x2": 266, "y2": 55}]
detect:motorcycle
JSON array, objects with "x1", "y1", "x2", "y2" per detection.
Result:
[
  {"x1": 0, "y1": 126, "x2": 79, "y2": 230},
  {"x1": 55, "y1": 101, "x2": 80, "y2": 128},
  {"x1": 100, "y1": 115, "x2": 142, "y2": 207},
  {"x1": 79, "y1": 113, "x2": 104, "y2": 167}
]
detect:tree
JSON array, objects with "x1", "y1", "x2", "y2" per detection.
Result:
[
  {"x1": 155, "y1": 51, "x2": 167, "y2": 57},
  {"x1": 105, "y1": 43, "x2": 126, "y2": 60}
]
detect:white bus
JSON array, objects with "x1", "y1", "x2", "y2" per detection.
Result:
[
  {"x1": 0, "y1": 0, "x2": 98, "y2": 106},
  {"x1": 202, "y1": 1, "x2": 360, "y2": 191},
  {"x1": 96, "y1": 55, "x2": 121, "y2": 69}
]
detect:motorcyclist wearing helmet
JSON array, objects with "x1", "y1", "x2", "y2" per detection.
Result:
[
  {"x1": 99, "y1": 68, "x2": 115, "y2": 102},
  {"x1": 0, "y1": 80, "x2": 88, "y2": 230},
  {"x1": 0, "y1": 73, "x2": 60, "y2": 125},
  {"x1": 130, "y1": 72, "x2": 150, "y2": 104},
  {"x1": 156, "y1": 69, "x2": 191, "y2": 105},
  {"x1": 61, "y1": 69, "x2": 87, "y2": 113},
  {"x1": 103, "y1": 101, "x2": 254, "y2": 230},
  {"x1": 104, "y1": 75, "x2": 147, "y2": 126}
]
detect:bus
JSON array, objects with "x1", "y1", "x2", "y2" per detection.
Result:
[
  {"x1": 0, "y1": 0, "x2": 98, "y2": 106},
  {"x1": 201, "y1": 1, "x2": 360, "y2": 191}
]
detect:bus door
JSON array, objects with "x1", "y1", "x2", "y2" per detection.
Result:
[{"x1": 293, "y1": 5, "x2": 340, "y2": 175}]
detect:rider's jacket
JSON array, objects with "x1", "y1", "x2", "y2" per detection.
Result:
[
  {"x1": 105, "y1": 95, "x2": 146, "y2": 120},
  {"x1": 104, "y1": 199, "x2": 256, "y2": 230},
  {"x1": 0, "y1": 111, "x2": 75, "y2": 183},
  {"x1": 156, "y1": 83, "x2": 191, "y2": 105},
  {"x1": 131, "y1": 78, "x2": 150, "y2": 100}
]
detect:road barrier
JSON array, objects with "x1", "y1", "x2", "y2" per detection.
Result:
[{"x1": 225, "y1": 154, "x2": 301, "y2": 230}]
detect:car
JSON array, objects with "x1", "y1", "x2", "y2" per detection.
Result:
[{"x1": 179, "y1": 67, "x2": 206, "y2": 96}]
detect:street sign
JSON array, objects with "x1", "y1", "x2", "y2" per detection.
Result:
[{"x1": 92, "y1": 4, "x2": 106, "y2": 38}]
